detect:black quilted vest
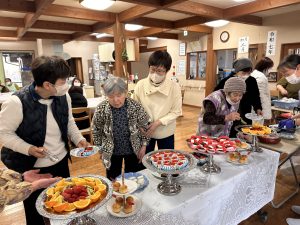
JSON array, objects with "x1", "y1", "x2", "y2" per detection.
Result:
[{"x1": 1, "y1": 84, "x2": 69, "y2": 173}]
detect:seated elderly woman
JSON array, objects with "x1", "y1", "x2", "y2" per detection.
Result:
[
  {"x1": 92, "y1": 77, "x2": 150, "y2": 180},
  {"x1": 197, "y1": 77, "x2": 246, "y2": 137}
]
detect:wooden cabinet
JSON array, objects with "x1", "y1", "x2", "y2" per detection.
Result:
[{"x1": 98, "y1": 40, "x2": 135, "y2": 62}]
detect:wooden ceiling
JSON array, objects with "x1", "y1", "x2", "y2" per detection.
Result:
[{"x1": 0, "y1": 0, "x2": 299, "y2": 42}]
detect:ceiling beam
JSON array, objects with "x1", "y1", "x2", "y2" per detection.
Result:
[
  {"x1": 178, "y1": 24, "x2": 212, "y2": 33},
  {"x1": 231, "y1": 15, "x2": 262, "y2": 26},
  {"x1": 173, "y1": 16, "x2": 207, "y2": 29},
  {"x1": 118, "y1": 0, "x2": 161, "y2": 7},
  {"x1": 17, "y1": 0, "x2": 55, "y2": 38},
  {"x1": 23, "y1": 31, "x2": 72, "y2": 40},
  {"x1": 118, "y1": 5, "x2": 157, "y2": 22},
  {"x1": 161, "y1": 0, "x2": 187, "y2": 7},
  {"x1": 127, "y1": 17, "x2": 174, "y2": 29},
  {"x1": 168, "y1": 1, "x2": 223, "y2": 19},
  {"x1": 92, "y1": 22, "x2": 115, "y2": 33},
  {"x1": 0, "y1": 16, "x2": 24, "y2": 27},
  {"x1": 32, "y1": 20, "x2": 93, "y2": 32},
  {"x1": 155, "y1": 33, "x2": 178, "y2": 39},
  {"x1": 224, "y1": 0, "x2": 300, "y2": 19},
  {"x1": 0, "y1": 30, "x2": 16, "y2": 37},
  {"x1": 138, "y1": 27, "x2": 171, "y2": 37},
  {"x1": 0, "y1": 0, "x2": 35, "y2": 13},
  {"x1": 44, "y1": 4, "x2": 116, "y2": 22}
]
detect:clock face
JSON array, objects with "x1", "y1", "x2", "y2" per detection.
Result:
[{"x1": 220, "y1": 31, "x2": 229, "y2": 43}]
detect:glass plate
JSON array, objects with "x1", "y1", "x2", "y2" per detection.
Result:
[
  {"x1": 70, "y1": 146, "x2": 100, "y2": 158},
  {"x1": 116, "y1": 172, "x2": 149, "y2": 192},
  {"x1": 106, "y1": 195, "x2": 142, "y2": 218},
  {"x1": 113, "y1": 179, "x2": 138, "y2": 195}
]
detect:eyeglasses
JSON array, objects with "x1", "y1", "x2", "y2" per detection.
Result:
[{"x1": 149, "y1": 66, "x2": 166, "y2": 75}]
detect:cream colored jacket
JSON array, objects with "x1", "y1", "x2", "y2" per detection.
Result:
[{"x1": 133, "y1": 77, "x2": 182, "y2": 139}]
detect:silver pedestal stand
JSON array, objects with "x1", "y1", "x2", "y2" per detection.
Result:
[
  {"x1": 236, "y1": 125, "x2": 266, "y2": 153},
  {"x1": 200, "y1": 153, "x2": 221, "y2": 174},
  {"x1": 142, "y1": 149, "x2": 195, "y2": 196},
  {"x1": 36, "y1": 175, "x2": 113, "y2": 225}
]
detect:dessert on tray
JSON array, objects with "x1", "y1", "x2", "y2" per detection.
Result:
[{"x1": 150, "y1": 151, "x2": 188, "y2": 170}]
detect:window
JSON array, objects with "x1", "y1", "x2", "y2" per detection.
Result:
[{"x1": 186, "y1": 51, "x2": 207, "y2": 80}]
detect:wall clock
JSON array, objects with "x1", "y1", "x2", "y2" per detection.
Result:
[{"x1": 220, "y1": 31, "x2": 230, "y2": 43}]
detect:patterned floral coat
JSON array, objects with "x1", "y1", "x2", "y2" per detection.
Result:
[{"x1": 92, "y1": 97, "x2": 150, "y2": 168}]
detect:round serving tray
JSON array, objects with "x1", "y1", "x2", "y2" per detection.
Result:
[
  {"x1": 36, "y1": 174, "x2": 113, "y2": 220},
  {"x1": 142, "y1": 149, "x2": 196, "y2": 175}
]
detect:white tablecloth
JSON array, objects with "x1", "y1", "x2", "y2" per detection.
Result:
[{"x1": 50, "y1": 149, "x2": 279, "y2": 225}]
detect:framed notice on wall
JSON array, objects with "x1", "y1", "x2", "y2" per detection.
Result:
[{"x1": 179, "y1": 42, "x2": 186, "y2": 56}]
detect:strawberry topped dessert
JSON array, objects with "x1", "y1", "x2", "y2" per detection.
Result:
[{"x1": 150, "y1": 151, "x2": 188, "y2": 171}]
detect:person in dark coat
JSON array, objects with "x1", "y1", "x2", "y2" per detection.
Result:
[
  {"x1": 214, "y1": 58, "x2": 262, "y2": 136},
  {"x1": 68, "y1": 86, "x2": 90, "y2": 130}
]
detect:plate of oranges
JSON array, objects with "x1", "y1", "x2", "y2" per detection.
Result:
[{"x1": 36, "y1": 175, "x2": 113, "y2": 220}]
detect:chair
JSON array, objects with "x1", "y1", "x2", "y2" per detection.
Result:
[{"x1": 72, "y1": 107, "x2": 93, "y2": 145}]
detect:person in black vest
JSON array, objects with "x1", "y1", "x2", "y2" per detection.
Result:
[
  {"x1": 0, "y1": 56, "x2": 89, "y2": 225},
  {"x1": 214, "y1": 58, "x2": 262, "y2": 137}
]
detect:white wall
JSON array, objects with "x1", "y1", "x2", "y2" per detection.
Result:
[{"x1": 63, "y1": 41, "x2": 100, "y2": 83}]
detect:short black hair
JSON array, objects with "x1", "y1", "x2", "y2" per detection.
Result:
[
  {"x1": 255, "y1": 57, "x2": 274, "y2": 72},
  {"x1": 5, "y1": 78, "x2": 11, "y2": 82},
  {"x1": 240, "y1": 67, "x2": 252, "y2": 73},
  {"x1": 68, "y1": 86, "x2": 83, "y2": 95},
  {"x1": 71, "y1": 77, "x2": 83, "y2": 87},
  {"x1": 277, "y1": 54, "x2": 300, "y2": 70},
  {"x1": 148, "y1": 50, "x2": 172, "y2": 72},
  {"x1": 31, "y1": 56, "x2": 70, "y2": 86}
]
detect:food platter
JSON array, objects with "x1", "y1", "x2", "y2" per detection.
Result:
[
  {"x1": 106, "y1": 195, "x2": 142, "y2": 218},
  {"x1": 36, "y1": 174, "x2": 112, "y2": 224},
  {"x1": 112, "y1": 179, "x2": 138, "y2": 195},
  {"x1": 226, "y1": 152, "x2": 251, "y2": 165},
  {"x1": 142, "y1": 149, "x2": 195, "y2": 195},
  {"x1": 70, "y1": 146, "x2": 100, "y2": 158},
  {"x1": 116, "y1": 172, "x2": 149, "y2": 192}
]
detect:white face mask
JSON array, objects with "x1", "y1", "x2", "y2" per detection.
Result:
[
  {"x1": 226, "y1": 96, "x2": 240, "y2": 106},
  {"x1": 149, "y1": 73, "x2": 165, "y2": 85},
  {"x1": 54, "y1": 82, "x2": 69, "y2": 96},
  {"x1": 6, "y1": 82, "x2": 12, "y2": 86},
  {"x1": 286, "y1": 73, "x2": 299, "y2": 84},
  {"x1": 74, "y1": 82, "x2": 81, "y2": 87}
]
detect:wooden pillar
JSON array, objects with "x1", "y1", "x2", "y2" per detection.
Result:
[
  {"x1": 113, "y1": 15, "x2": 127, "y2": 77},
  {"x1": 134, "y1": 38, "x2": 140, "y2": 62},
  {"x1": 205, "y1": 33, "x2": 217, "y2": 96}
]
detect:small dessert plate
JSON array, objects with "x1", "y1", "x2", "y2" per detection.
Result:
[{"x1": 70, "y1": 146, "x2": 100, "y2": 158}]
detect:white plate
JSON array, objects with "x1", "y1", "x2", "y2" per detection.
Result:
[
  {"x1": 70, "y1": 146, "x2": 100, "y2": 158},
  {"x1": 113, "y1": 179, "x2": 138, "y2": 195},
  {"x1": 106, "y1": 195, "x2": 142, "y2": 217}
]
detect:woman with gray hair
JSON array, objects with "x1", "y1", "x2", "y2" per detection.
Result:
[{"x1": 92, "y1": 77, "x2": 150, "y2": 179}]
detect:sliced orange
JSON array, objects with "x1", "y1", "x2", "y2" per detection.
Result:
[
  {"x1": 53, "y1": 202, "x2": 68, "y2": 213},
  {"x1": 84, "y1": 177, "x2": 95, "y2": 182},
  {"x1": 54, "y1": 185, "x2": 65, "y2": 193},
  {"x1": 64, "y1": 203, "x2": 76, "y2": 212},
  {"x1": 46, "y1": 187, "x2": 55, "y2": 196},
  {"x1": 54, "y1": 195, "x2": 64, "y2": 203},
  {"x1": 97, "y1": 184, "x2": 107, "y2": 194},
  {"x1": 89, "y1": 191, "x2": 101, "y2": 203},
  {"x1": 44, "y1": 200, "x2": 58, "y2": 209},
  {"x1": 95, "y1": 179, "x2": 102, "y2": 186},
  {"x1": 73, "y1": 199, "x2": 91, "y2": 209},
  {"x1": 55, "y1": 178, "x2": 66, "y2": 187}
]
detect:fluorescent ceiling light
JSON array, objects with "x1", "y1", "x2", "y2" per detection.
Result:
[
  {"x1": 147, "y1": 37, "x2": 158, "y2": 40},
  {"x1": 125, "y1": 24, "x2": 143, "y2": 31},
  {"x1": 205, "y1": 20, "x2": 229, "y2": 28},
  {"x1": 96, "y1": 33, "x2": 109, "y2": 38},
  {"x1": 91, "y1": 33, "x2": 99, "y2": 36},
  {"x1": 79, "y1": 0, "x2": 114, "y2": 11}
]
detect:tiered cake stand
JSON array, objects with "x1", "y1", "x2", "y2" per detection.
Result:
[
  {"x1": 142, "y1": 149, "x2": 195, "y2": 196},
  {"x1": 36, "y1": 175, "x2": 113, "y2": 225}
]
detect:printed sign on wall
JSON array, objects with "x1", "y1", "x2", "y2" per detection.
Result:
[
  {"x1": 238, "y1": 36, "x2": 249, "y2": 53},
  {"x1": 266, "y1": 30, "x2": 277, "y2": 56}
]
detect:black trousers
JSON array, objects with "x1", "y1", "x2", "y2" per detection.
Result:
[
  {"x1": 146, "y1": 135, "x2": 175, "y2": 153},
  {"x1": 106, "y1": 154, "x2": 143, "y2": 180},
  {"x1": 23, "y1": 155, "x2": 70, "y2": 225}
]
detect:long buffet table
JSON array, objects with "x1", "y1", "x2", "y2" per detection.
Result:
[{"x1": 50, "y1": 149, "x2": 279, "y2": 225}]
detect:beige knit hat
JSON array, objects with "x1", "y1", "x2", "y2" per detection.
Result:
[{"x1": 223, "y1": 77, "x2": 246, "y2": 93}]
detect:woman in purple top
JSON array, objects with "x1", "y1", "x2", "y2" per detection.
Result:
[{"x1": 197, "y1": 77, "x2": 246, "y2": 137}]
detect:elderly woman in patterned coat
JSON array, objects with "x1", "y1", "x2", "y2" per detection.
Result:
[
  {"x1": 197, "y1": 77, "x2": 246, "y2": 137},
  {"x1": 92, "y1": 77, "x2": 150, "y2": 180}
]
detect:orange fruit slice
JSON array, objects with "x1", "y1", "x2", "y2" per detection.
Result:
[
  {"x1": 64, "y1": 203, "x2": 76, "y2": 212},
  {"x1": 44, "y1": 200, "x2": 58, "y2": 208},
  {"x1": 97, "y1": 184, "x2": 106, "y2": 194},
  {"x1": 73, "y1": 199, "x2": 91, "y2": 209},
  {"x1": 95, "y1": 179, "x2": 102, "y2": 186},
  {"x1": 46, "y1": 187, "x2": 55, "y2": 196},
  {"x1": 89, "y1": 191, "x2": 101, "y2": 203},
  {"x1": 53, "y1": 202, "x2": 68, "y2": 213}
]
